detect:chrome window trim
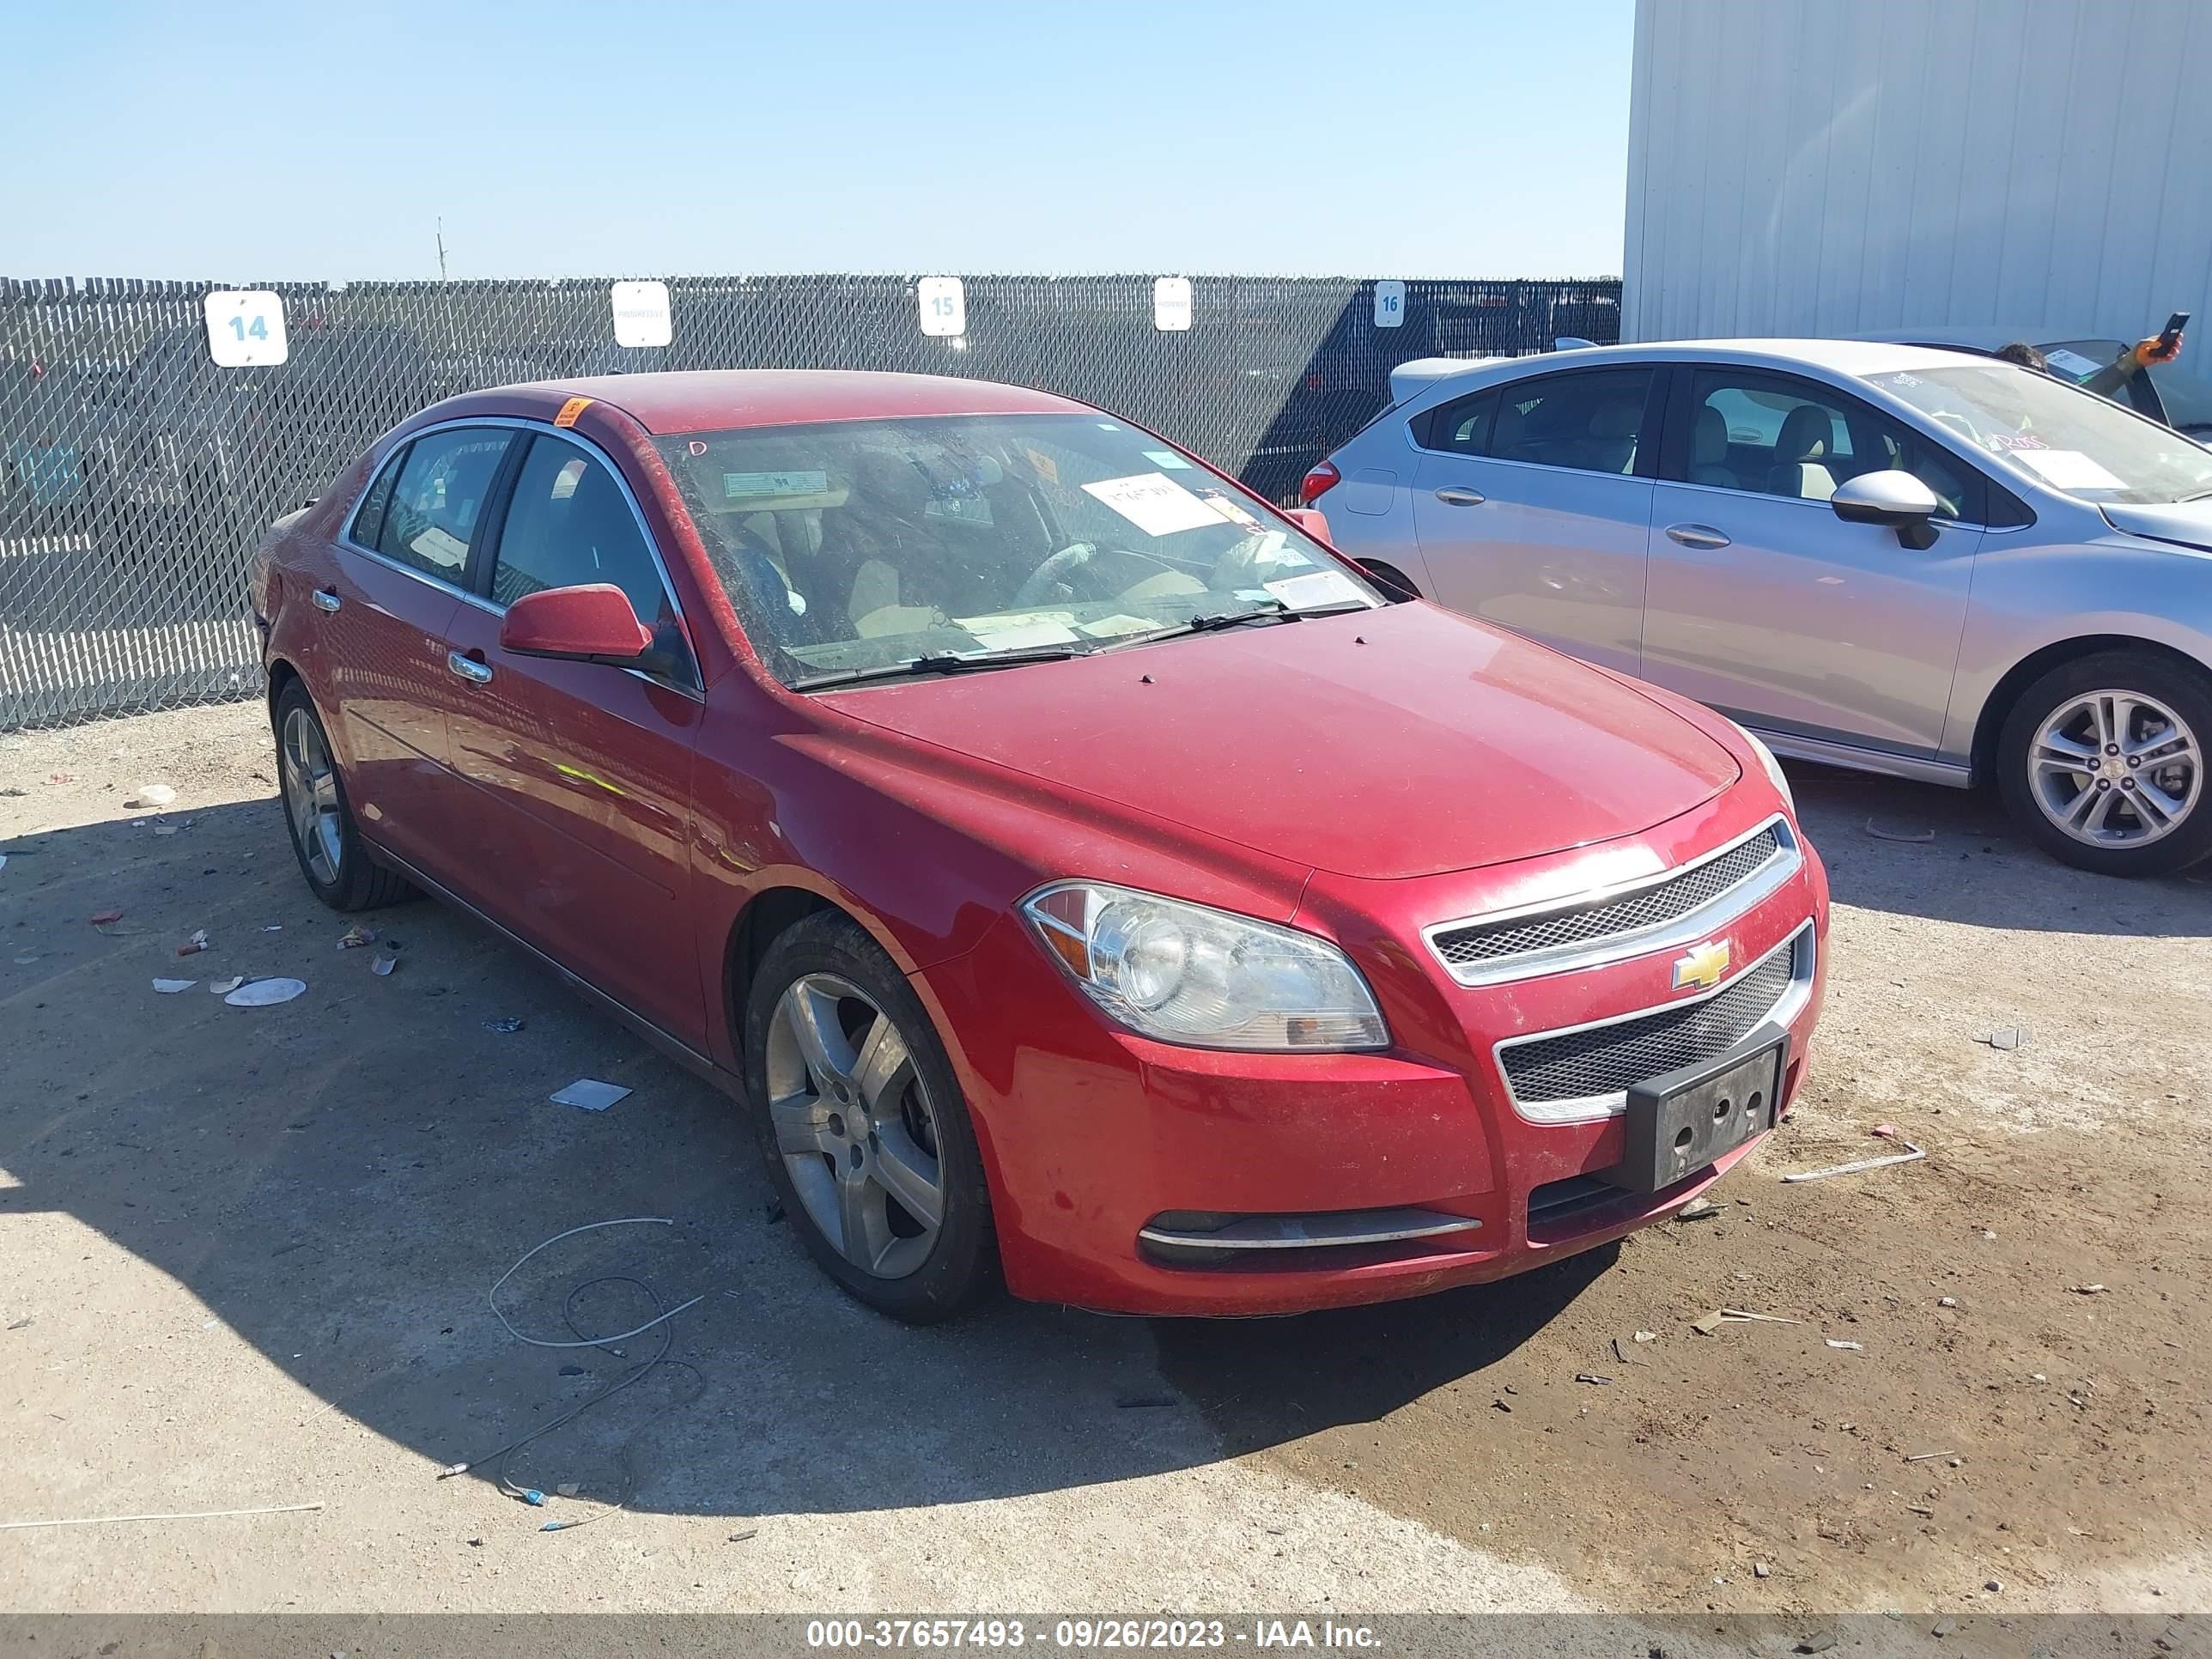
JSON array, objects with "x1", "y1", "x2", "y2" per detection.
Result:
[
  {"x1": 1651, "y1": 473, "x2": 1983, "y2": 530},
  {"x1": 1422, "y1": 813, "x2": 1798, "y2": 988},
  {"x1": 1492, "y1": 921, "x2": 1816, "y2": 1126},
  {"x1": 337, "y1": 414, "x2": 703, "y2": 701}
]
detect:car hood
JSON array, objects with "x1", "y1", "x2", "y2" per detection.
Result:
[
  {"x1": 821, "y1": 603, "x2": 1741, "y2": 880},
  {"x1": 2103, "y1": 501, "x2": 2212, "y2": 552}
]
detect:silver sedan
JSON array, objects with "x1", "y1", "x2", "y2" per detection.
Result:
[{"x1": 1308, "y1": 340, "x2": 2212, "y2": 877}]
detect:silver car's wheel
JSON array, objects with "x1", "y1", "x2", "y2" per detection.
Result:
[
  {"x1": 763, "y1": 973, "x2": 945, "y2": 1280},
  {"x1": 2027, "y1": 688, "x2": 2203, "y2": 848},
  {"x1": 280, "y1": 705, "x2": 345, "y2": 884}
]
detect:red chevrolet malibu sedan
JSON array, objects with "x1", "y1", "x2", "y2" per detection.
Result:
[{"x1": 249, "y1": 370, "x2": 1830, "y2": 1322}]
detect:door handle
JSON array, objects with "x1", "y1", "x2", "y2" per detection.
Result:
[
  {"x1": 1432, "y1": 487, "x2": 1486, "y2": 507},
  {"x1": 447, "y1": 651, "x2": 494, "y2": 686},
  {"x1": 310, "y1": 587, "x2": 342, "y2": 612},
  {"x1": 1665, "y1": 523, "x2": 1732, "y2": 550}
]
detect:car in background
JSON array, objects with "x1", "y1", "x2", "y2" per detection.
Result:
[
  {"x1": 81, "y1": 322, "x2": 442, "y2": 568},
  {"x1": 1860, "y1": 325, "x2": 2212, "y2": 443},
  {"x1": 1307, "y1": 340, "x2": 2212, "y2": 876},
  {"x1": 251, "y1": 368, "x2": 1826, "y2": 1322},
  {"x1": 0, "y1": 357, "x2": 94, "y2": 533}
]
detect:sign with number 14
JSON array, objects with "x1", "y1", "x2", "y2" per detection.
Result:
[{"x1": 204, "y1": 290, "x2": 289, "y2": 367}]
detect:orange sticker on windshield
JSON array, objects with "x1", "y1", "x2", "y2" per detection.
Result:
[
  {"x1": 1024, "y1": 447, "x2": 1059, "y2": 486},
  {"x1": 554, "y1": 396, "x2": 592, "y2": 428}
]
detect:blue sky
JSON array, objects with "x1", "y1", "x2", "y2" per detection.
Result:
[{"x1": 3, "y1": 0, "x2": 1634, "y2": 282}]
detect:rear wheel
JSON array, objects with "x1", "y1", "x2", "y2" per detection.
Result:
[
  {"x1": 1997, "y1": 651, "x2": 2212, "y2": 876},
  {"x1": 743, "y1": 910, "x2": 996, "y2": 1322},
  {"x1": 272, "y1": 681, "x2": 414, "y2": 911}
]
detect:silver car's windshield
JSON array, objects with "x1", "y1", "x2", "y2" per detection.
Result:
[
  {"x1": 654, "y1": 414, "x2": 1378, "y2": 687},
  {"x1": 1869, "y1": 365, "x2": 2212, "y2": 505},
  {"x1": 2145, "y1": 361, "x2": 2212, "y2": 438}
]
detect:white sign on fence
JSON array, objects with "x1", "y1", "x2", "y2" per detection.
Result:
[
  {"x1": 610, "y1": 280, "x2": 672, "y2": 349},
  {"x1": 1373, "y1": 280, "x2": 1407, "y2": 329},
  {"x1": 204, "y1": 290, "x2": 289, "y2": 367},
  {"x1": 1152, "y1": 276, "x2": 1194, "y2": 331},
  {"x1": 917, "y1": 276, "x2": 966, "y2": 337}
]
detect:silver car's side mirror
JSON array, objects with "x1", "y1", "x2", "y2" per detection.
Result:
[{"x1": 1831, "y1": 469, "x2": 1943, "y2": 550}]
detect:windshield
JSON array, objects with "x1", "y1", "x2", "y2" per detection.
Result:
[
  {"x1": 654, "y1": 413, "x2": 1378, "y2": 686},
  {"x1": 1869, "y1": 365, "x2": 2212, "y2": 505},
  {"x1": 2145, "y1": 361, "x2": 2212, "y2": 438}
]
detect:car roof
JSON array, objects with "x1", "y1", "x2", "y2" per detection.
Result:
[
  {"x1": 489, "y1": 368, "x2": 1091, "y2": 434},
  {"x1": 1404, "y1": 338, "x2": 1984, "y2": 392},
  {"x1": 1852, "y1": 325, "x2": 2124, "y2": 350}
]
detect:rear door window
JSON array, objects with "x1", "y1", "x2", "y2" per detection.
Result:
[
  {"x1": 376, "y1": 428, "x2": 513, "y2": 580},
  {"x1": 1486, "y1": 368, "x2": 1654, "y2": 475},
  {"x1": 1418, "y1": 387, "x2": 1500, "y2": 454}
]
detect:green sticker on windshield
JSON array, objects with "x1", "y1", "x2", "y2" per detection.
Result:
[
  {"x1": 726, "y1": 469, "x2": 828, "y2": 498},
  {"x1": 1141, "y1": 449, "x2": 1192, "y2": 469}
]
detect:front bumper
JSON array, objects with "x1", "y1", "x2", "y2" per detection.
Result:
[{"x1": 912, "y1": 799, "x2": 1830, "y2": 1316}]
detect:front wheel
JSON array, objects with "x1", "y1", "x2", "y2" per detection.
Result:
[
  {"x1": 743, "y1": 911, "x2": 997, "y2": 1322},
  {"x1": 1997, "y1": 651, "x2": 2212, "y2": 877}
]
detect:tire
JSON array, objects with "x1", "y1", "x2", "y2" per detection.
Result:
[
  {"x1": 742, "y1": 910, "x2": 997, "y2": 1322},
  {"x1": 271, "y1": 680, "x2": 415, "y2": 911},
  {"x1": 1996, "y1": 650, "x2": 2212, "y2": 877},
  {"x1": 1358, "y1": 559, "x2": 1422, "y2": 603}
]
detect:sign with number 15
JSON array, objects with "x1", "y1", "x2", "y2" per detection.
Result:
[
  {"x1": 917, "y1": 276, "x2": 966, "y2": 338},
  {"x1": 204, "y1": 290, "x2": 289, "y2": 367}
]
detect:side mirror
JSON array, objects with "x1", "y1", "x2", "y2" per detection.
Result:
[
  {"x1": 499, "y1": 583, "x2": 653, "y2": 664},
  {"x1": 1285, "y1": 506, "x2": 1334, "y2": 545},
  {"x1": 1830, "y1": 469, "x2": 1942, "y2": 550}
]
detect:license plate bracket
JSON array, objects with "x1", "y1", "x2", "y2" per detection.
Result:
[{"x1": 1607, "y1": 1024, "x2": 1790, "y2": 1194}]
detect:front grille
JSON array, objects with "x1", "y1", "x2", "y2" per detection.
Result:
[
  {"x1": 1498, "y1": 934, "x2": 1801, "y2": 1105},
  {"x1": 1433, "y1": 824, "x2": 1786, "y2": 969}
]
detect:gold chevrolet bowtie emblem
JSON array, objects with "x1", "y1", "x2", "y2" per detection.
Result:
[{"x1": 1671, "y1": 939, "x2": 1732, "y2": 992}]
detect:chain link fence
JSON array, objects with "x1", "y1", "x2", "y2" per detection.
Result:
[{"x1": 0, "y1": 273, "x2": 1619, "y2": 729}]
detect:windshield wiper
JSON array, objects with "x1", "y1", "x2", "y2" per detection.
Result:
[
  {"x1": 1186, "y1": 605, "x2": 1293, "y2": 632},
  {"x1": 791, "y1": 647, "x2": 1078, "y2": 692},
  {"x1": 1100, "y1": 599, "x2": 1375, "y2": 650}
]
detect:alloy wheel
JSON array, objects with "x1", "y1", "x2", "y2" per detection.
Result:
[
  {"x1": 280, "y1": 707, "x2": 344, "y2": 884},
  {"x1": 2028, "y1": 688, "x2": 2203, "y2": 848},
  {"x1": 764, "y1": 973, "x2": 945, "y2": 1279}
]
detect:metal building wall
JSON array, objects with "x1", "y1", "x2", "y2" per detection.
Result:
[{"x1": 1623, "y1": 0, "x2": 2212, "y2": 343}]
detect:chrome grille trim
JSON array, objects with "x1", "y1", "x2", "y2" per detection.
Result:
[
  {"x1": 1423, "y1": 814, "x2": 1801, "y2": 988},
  {"x1": 1492, "y1": 921, "x2": 1816, "y2": 1125}
]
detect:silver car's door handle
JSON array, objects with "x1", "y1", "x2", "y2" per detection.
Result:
[
  {"x1": 310, "y1": 587, "x2": 342, "y2": 612},
  {"x1": 447, "y1": 651, "x2": 494, "y2": 686},
  {"x1": 1432, "y1": 487, "x2": 1486, "y2": 507},
  {"x1": 1665, "y1": 523, "x2": 1732, "y2": 550}
]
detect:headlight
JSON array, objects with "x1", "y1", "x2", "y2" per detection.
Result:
[
  {"x1": 1732, "y1": 721, "x2": 1796, "y2": 814},
  {"x1": 1021, "y1": 881, "x2": 1389, "y2": 1052}
]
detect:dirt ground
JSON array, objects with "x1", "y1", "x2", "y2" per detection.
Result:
[{"x1": 3, "y1": 701, "x2": 2209, "y2": 1620}]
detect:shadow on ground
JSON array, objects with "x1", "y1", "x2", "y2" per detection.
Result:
[
  {"x1": 1787, "y1": 759, "x2": 2212, "y2": 936},
  {"x1": 0, "y1": 793, "x2": 1613, "y2": 1527},
  {"x1": 4, "y1": 749, "x2": 2207, "y2": 1528}
]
